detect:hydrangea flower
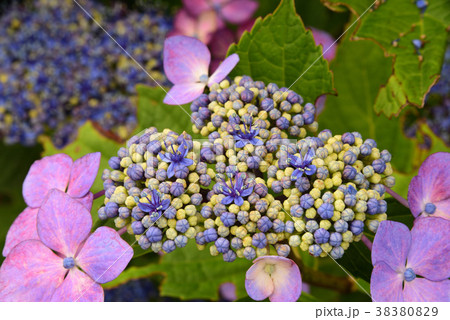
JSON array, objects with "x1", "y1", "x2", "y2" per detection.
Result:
[
  {"x1": 233, "y1": 123, "x2": 263, "y2": 148},
  {"x1": 219, "y1": 175, "x2": 254, "y2": 206},
  {"x1": 163, "y1": 35, "x2": 239, "y2": 105},
  {"x1": 287, "y1": 148, "x2": 317, "y2": 180},
  {"x1": 371, "y1": 218, "x2": 449, "y2": 302},
  {"x1": 3, "y1": 152, "x2": 100, "y2": 256},
  {"x1": 138, "y1": 189, "x2": 171, "y2": 221},
  {"x1": 0, "y1": 190, "x2": 132, "y2": 302},
  {"x1": 182, "y1": 0, "x2": 258, "y2": 25},
  {"x1": 245, "y1": 256, "x2": 302, "y2": 302},
  {"x1": 407, "y1": 152, "x2": 449, "y2": 220},
  {"x1": 159, "y1": 138, "x2": 194, "y2": 178}
]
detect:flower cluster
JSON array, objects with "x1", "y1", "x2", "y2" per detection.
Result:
[
  {"x1": 190, "y1": 75, "x2": 319, "y2": 138},
  {"x1": 0, "y1": 0, "x2": 170, "y2": 147},
  {"x1": 98, "y1": 128, "x2": 213, "y2": 254},
  {"x1": 267, "y1": 130, "x2": 394, "y2": 258}
]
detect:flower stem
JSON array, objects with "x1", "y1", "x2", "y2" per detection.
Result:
[
  {"x1": 289, "y1": 253, "x2": 356, "y2": 294},
  {"x1": 386, "y1": 187, "x2": 409, "y2": 208},
  {"x1": 93, "y1": 190, "x2": 105, "y2": 200},
  {"x1": 361, "y1": 235, "x2": 373, "y2": 251},
  {"x1": 118, "y1": 226, "x2": 127, "y2": 236}
]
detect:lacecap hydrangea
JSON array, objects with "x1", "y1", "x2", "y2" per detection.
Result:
[
  {"x1": 98, "y1": 74, "x2": 395, "y2": 262},
  {"x1": 98, "y1": 128, "x2": 214, "y2": 254}
]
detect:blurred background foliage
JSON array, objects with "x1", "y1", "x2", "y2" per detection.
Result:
[{"x1": 0, "y1": 0, "x2": 448, "y2": 301}]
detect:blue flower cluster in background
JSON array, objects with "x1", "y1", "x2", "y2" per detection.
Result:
[{"x1": 0, "y1": 0, "x2": 171, "y2": 147}]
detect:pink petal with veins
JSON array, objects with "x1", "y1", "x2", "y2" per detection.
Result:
[
  {"x1": 22, "y1": 154, "x2": 72, "y2": 207},
  {"x1": 164, "y1": 35, "x2": 210, "y2": 85},
  {"x1": 268, "y1": 257, "x2": 302, "y2": 302},
  {"x1": 403, "y1": 278, "x2": 450, "y2": 302},
  {"x1": 51, "y1": 268, "x2": 103, "y2": 302},
  {"x1": 408, "y1": 176, "x2": 424, "y2": 218},
  {"x1": 77, "y1": 227, "x2": 133, "y2": 284},
  {"x1": 245, "y1": 259, "x2": 274, "y2": 301},
  {"x1": 408, "y1": 152, "x2": 450, "y2": 219},
  {"x1": 2, "y1": 207, "x2": 39, "y2": 257},
  {"x1": 371, "y1": 220, "x2": 410, "y2": 272},
  {"x1": 67, "y1": 152, "x2": 100, "y2": 198},
  {"x1": 163, "y1": 83, "x2": 206, "y2": 105},
  {"x1": 407, "y1": 217, "x2": 450, "y2": 281},
  {"x1": 37, "y1": 189, "x2": 92, "y2": 257},
  {"x1": 0, "y1": 240, "x2": 66, "y2": 302},
  {"x1": 221, "y1": 0, "x2": 258, "y2": 24},
  {"x1": 77, "y1": 191, "x2": 94, "y2": 211},
  {"x1": 370, "y1": 262, "x2": 404, "y2": 302},
  {"x1": 208, "y1": 53, "x2": 239, "y2": 86}
]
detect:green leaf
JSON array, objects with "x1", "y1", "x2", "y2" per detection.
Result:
[
  {"x1": 321, "y1": 0, "x2": 374, "y2": 16},
  {"x1": 357, "y1": 1, "x2": 448, "y2": 116},
  {"x1": 322, "y1": 0, "x2": 449, "y2": 116},
  {"x1": 227, "y1": 0, "x2": 334, "y2": 104},
  {"x1": 338, "y1": 241, "x2": 372, "y2": 283},
  {"x1": 135, "y1": 85, "x2": 194, "y2": 135},
  {"x1": 318, "y1": 24, "x2": 416, "y2": 174},
  {"x1": 385, "y1": 198, "x2": 414, "y2": 229},
  {"x1": 103, "y1": 242, "x2": 252, "y2": 301}
]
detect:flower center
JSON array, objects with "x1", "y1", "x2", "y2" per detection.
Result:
[
  {"x1": 63, "y1": 257, "x2": 75, "y2": 269},
  {"x1": 404, "y1": 268, "x2": 416, "y2": 282},
  {"x1": 264, "y1": 264, "x2": 276, "y2": 275},
  {"x1": 199, "y1": 74, "x2": 209, "y2": 84},
  {"x1": 424, "y1": 203, "x2": 436, "y2": 214}
]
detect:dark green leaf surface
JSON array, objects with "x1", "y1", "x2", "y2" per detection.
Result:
[
  {"x1": 228, "y1": 0, "x2": 334, "y2": 104},
  {"x1": 338, "y1": 241, "x2": 372, "y2": 283},
  {"x1": 104, "y1": 242, "x2": 252, "y2": 301}
]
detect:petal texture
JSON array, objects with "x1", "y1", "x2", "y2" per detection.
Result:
[
  {"x1": 0, "y1": 240, "x2": 66, "y2": 302},
  {"x1": 3, "y1": 207, "x2": 39, "y2": 257},
  {"x1": 410, "y1": 152, "x2": 450, "y2": 219},
  {"x1": 77, "y1": 191, "x2": 94, "y2": 211},
  {"x1": 407, "y1": 217, "x2": 450, "y2": 281},
  {"x1": 77, "y1": 227, "x2": 133, "y2": 284},
  {"x1": 163, "y1": 83, "x2": 206, "y2": 105},
  {"x1": 269, "y1": 257, "x2": 302, "y2": 302},
  {"x1": 370, "y1": 262, "x2": 404, "y2": 302},
  {"x1": 408, "y1": 176, "x2": 424, "y2": 218},
  {"x1": 67, "y1": 152, "x2": 100, "y2": 198},
  {"x1": 245, "y1": 259, "x2": 274, "y2": 301},
  {"x1": 22, "y1": 154, "x2": 72, "y2": 207},
  {"x1": 164, "y1": 35, "x2": 210, "y2": 84},
  {"x1": 404, "y1": 278, "x2": 450, "y2": 302},
  {"x1": 37, "y1": 189, "x2": 92, "y2": 257},
  {"x1": 51, "y1": 268, "x2": 103, "y2": 302},
  {"x1": 372, "y1": 220, "x2": 410, "y2": 272},
  {"x1": 208, "y1": 53, "x2": 239, "y2": 86}
]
